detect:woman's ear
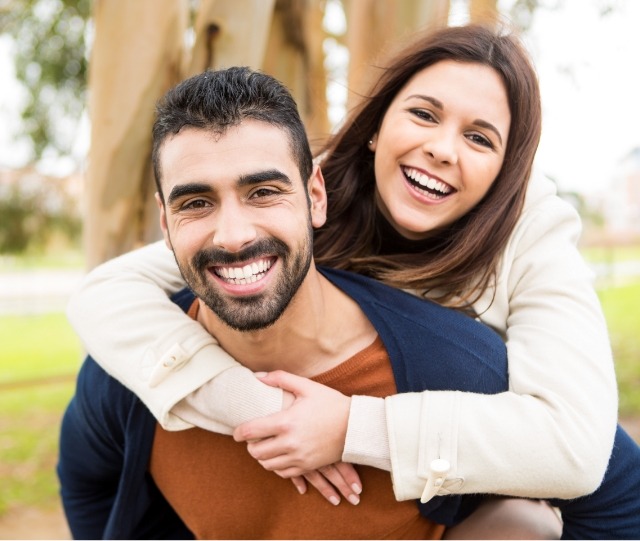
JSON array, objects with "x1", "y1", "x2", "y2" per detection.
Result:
[
  {"x1": 307, "y1": 164, "x2": 327, "y2": 229},
  {"x1": 368, "y1": 133, "x2": 378, "y2": 152}
]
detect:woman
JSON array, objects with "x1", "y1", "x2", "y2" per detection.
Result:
[{"x1": 67, "y1": 24, "x2": 637, "y2": 536}]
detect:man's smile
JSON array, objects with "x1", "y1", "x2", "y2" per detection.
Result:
[{"x1": 212, "y1": 257, "x2": 275, "y2": 285}]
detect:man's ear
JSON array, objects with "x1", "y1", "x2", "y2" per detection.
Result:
[
  {"x1": 308, "y1": 164, "x2": 327, "y2": 229},
  {"x1": 155, "y1": 192, "x2": 173, "y2": 251}
]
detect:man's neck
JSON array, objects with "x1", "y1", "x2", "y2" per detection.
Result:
[{"x1": 196, "y1": 268, "x2": 377, "y2": 378}]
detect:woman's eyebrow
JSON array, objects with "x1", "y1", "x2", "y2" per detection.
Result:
[
  {"x1": 473, "y1": 119, "x2": 503, "y2": 146},
  {"x1": 405, "y1": 94, "x2": 444, "y2": 110}
]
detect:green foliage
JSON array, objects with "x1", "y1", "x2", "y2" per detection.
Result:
[
  {"x1": 0, "y1": 176, "x2": 82, "y2": 254},
  {"x1": 0, "y1": 0, "x2": 91, "y2": 160}
]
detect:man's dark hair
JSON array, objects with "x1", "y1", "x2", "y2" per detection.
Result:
[{"x1": 152, "y1": 66, "x2": 313, "y2": 201}]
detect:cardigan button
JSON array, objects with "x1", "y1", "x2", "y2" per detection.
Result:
[
  {"x1": 420, "y1": 459, "x2": 451, "y2": 503},
  {"x1": 149, "y1": 344, "x2": 189, "y2": 387}
]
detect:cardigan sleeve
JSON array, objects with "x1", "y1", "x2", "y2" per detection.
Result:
[
  {"x1": 385, "y1": 187, "x2": 618, "y2": 501},
  {"x1": 57, "y1": 358, "x2": 130, "y2": 539},
  {"x1": 66, "y1": 240, "x2": 284, "y2": 430}
]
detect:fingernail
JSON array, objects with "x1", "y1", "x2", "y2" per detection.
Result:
[
  {"x1": 296, "y1": 485, "x2": 306, "y2": 495},
  {"x1": 254, "y1": 372, "x2": 268, "y2": 378},
  {"x1": 329, "y1": 496, "x2": 340, "y2": 506},
  {"x1": 351, "y1": 483, "x2": 362, "y2": 495},
  {"x1": 348, "y1": 494, "x2": 360, "y2": 505}
]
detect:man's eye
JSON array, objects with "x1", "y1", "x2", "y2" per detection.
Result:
[
  {"x1": 182, "y1": 199, "x2": 210, "y2": 210},
  {"x1": 250, "y1": 187, "x2": 279, "y2": 198}
]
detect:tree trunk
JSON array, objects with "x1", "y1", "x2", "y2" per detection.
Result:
[
  {"x1": 469, "y1": 0, "x2": 498, "y2": 24},
  {"x1": 185, "y1": 0, "x2": 276, "y2": 76},
  {"x1": 343, "y1": 0, "x2": 450, "y2": 110},
  {"x1": 84, "y1": 0, "x2": 188, "y2": 269},
  {"x1": 263, "y1": 0, "x2": 330, "y2": 152}
]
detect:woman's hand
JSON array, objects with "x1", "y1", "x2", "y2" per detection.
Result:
[
  {"x1": 291, "y1": 463, "x2": 362, "y2": 506},
  {"x1": 233, "y1": 370, "x2": 351, "y2": 472},
  {"x1": 233, "y1": 370, "x2": 362, "y2": 504}
]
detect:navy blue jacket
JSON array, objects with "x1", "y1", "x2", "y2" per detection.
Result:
[{"x1": 58, "y1": 267, "x2": 640, "y2": 539}]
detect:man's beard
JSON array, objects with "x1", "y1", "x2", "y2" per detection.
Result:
[{"x1": 175, "y1": 229, "x2": 313, "y2": 332}]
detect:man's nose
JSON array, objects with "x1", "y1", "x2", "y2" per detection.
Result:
[{"x1": 211, "y1": 202, "x2": 258, "y2": 253}]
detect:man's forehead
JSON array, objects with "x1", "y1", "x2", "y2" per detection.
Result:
[{"x1": 160, "y1": 123, "x2": 300, "y2": 188}]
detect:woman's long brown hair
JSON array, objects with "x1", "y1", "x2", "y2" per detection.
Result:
[{"x1": 313, "y1": 24, "x2": 542, "y2": 309}]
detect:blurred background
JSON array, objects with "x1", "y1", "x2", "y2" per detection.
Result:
[{"x1": 1, "y1": 0, "x2": 639, "y2": 538}]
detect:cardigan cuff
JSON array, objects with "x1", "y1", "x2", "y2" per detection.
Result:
[
  {"x1": 342, "y1": 395, "x2": 391, "y2": 471},
  {"x1": 172, "y1": 365, "x2": 284, "y2": 434}
]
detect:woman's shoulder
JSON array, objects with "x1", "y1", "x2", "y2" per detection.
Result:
[
  {"x1": 511, "y1": 171, "x2": 583, "y2": 250},
  {"x1": 522, "y1": 171, "x2": 579, "y2": 219}
]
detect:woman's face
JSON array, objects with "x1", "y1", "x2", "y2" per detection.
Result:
[{"x1": 371, "y1": 60, "x2": 511, "y2": 240}]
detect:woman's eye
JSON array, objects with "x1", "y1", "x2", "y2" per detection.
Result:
[
  {"x1": 467, "y1": 133, "x2": 494, "y2": 149},
  {"x1": 410, "y1": 108, "x2": 436, "y2": 122}
]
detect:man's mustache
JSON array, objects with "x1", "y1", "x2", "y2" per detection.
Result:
[{"x1": 193, "y1": 238, "x2": 289, "y2": 269}]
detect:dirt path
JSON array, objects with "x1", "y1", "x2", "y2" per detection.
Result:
[{"x1": 0, "y1": 504, "x2": 69, "y2": 540}]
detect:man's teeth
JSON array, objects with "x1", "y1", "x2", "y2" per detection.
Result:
[
  {"x1": 403, "y1": 167, "x2": 452, "y2": 195},
  {"x1": 216, "y1": 259, "x2": 272, "y2": 284}
]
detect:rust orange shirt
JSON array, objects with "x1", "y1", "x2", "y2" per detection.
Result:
[{"x1": 150, "y1": 302, "x2": 444, "y2": 539}]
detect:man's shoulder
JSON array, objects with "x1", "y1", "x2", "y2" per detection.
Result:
[
  {"x1": 319, "y1": 266, "x2": 477, "y2": 326},
  {"x1": 319, "y1": 267, "x2": 507, "y2": 391},
  {"x1": 170, "y1": 287, "x2": 197, "y2": 312},
  {"x1": 319, "y1": 266, "x2": 423, "y2": 306}
]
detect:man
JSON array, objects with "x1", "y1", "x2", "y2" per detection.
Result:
[{"x1": 58, "y1": 67, "x2": 510, "y2": 539}]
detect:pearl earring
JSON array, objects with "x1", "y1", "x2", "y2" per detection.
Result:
[{"x1": 368, "y1": 140, "x2": 374, "y2": 146}]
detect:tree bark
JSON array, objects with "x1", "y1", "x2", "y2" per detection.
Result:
[
  {"x1": 469, "y1": 0, "x2": 499, "y2": 25},
  {"x1": 84, "y1": 0, "x2": 188, "y2": 269},
  {"x1": 185, "y1": 0, "x2": 276, "y2": 76},
  {"x1": 343, "y1": 0, "x2": 450, "y2": 110}
]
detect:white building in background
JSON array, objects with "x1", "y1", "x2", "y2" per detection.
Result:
[{"x1": 603, "y1": 147, "x2": 640, "y2": 237}]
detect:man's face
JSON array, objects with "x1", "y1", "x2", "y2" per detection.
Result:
[{"x1": 157, "y1": 120, "x2": 327, "y2": 331}]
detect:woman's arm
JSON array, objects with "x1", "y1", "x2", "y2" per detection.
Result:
[
  {"x1": 66, "y1": 240, "x2": 284, "y2": 430},
  {"x1": 386, "y1": 182, "x2": 617, "y2": 500},
  {"x1": 235, "y1": 180, "x2": 618, "y2": 501}
]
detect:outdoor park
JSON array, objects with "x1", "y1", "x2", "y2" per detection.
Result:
[{"x1": 1, "y1": 0, "x2": 640, "y2": 539}]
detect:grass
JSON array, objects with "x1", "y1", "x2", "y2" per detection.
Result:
[
  {"x1": 597, "y1": 282, "x2": 640, "y2": 415},
  {"x1": 0, "y1": 314, "x2": 83, "y2": 384},
  {"x1": 0, "y1": 313, "x2": 82, "y2": 516},
  {"x1": 581, "y1": 244, "x2": 640, "y2": 264},
  {"x1": 0, "y1": 384, "x2": 75, "y2": 515}
]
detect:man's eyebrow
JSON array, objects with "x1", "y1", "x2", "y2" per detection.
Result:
[
  {"x1": 167, "y1": 182, "x2": 211, "y2": 205},
  {"x1": 237, "y1": 169, "x2": 292, "y2": 187},
  {"x1": 405, "y1": 94, "x2": 503, "y2": 146}
]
